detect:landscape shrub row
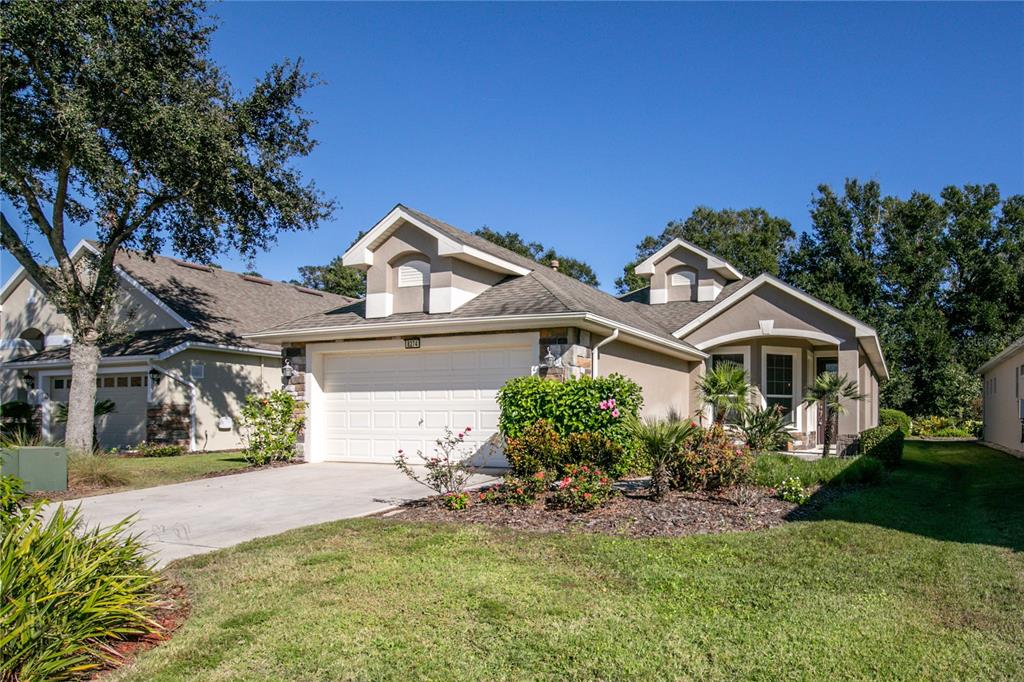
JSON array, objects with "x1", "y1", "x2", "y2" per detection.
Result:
[
  {"x1": 497, "y1": 375, "x2": 644, "y2": 473},
  {"x1": 860, "y1": 424, "x2": 905, "y2": 466},
  {"x1": 1, "y1": 475, "x2": 160, "y2": 681},
  {"x1": 911, "y1": 415, "x2": 982, "y2": 438}
]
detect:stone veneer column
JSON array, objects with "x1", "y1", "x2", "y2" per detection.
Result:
[{"x1": 282, "y1": 342, "x2": 308, "y2": 461}]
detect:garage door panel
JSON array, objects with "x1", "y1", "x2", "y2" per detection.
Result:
[{"x1": 320, "y1": 344, "x2": 532, "y2": 462}]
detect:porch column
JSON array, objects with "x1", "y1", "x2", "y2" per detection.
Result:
[{"x1": 837, "y1": 339, "x2": 861, "y2": 437}]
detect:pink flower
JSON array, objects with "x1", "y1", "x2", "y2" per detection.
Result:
[
  {"x1": 397, "y1": 449, "x2": 404, "y2": 454},
  {"x1": 690, "y1": 421, "x2": 697, "y2": 428},
  {"x1": 584, "y1": 492, "x2": 592, "y2": 500},
  {"x1": 558, "y1": 477, "x2": 572, "y2": 490},
  {"x1": 458, "y1": 432, "x2": 465, "y2": 440},
  {"x1": 611, "y1": 409, "x2": 620, "y2": 418},
  {"x1": 533, "y1": 471, "x2": 546, "y2": 480},
  {"x1": 465, "y1": 426, "x2": 472, "y2": 432},
  {"x1": 608, "y1": 398, "x2": 616, "y2": 408},
  {"x1": 599, "y1": 400, "x2": 609, "y2": 410}
]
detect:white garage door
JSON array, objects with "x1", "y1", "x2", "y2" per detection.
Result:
[{"x1": 320, "y1": 342, "x2": 534, "y2": 463}]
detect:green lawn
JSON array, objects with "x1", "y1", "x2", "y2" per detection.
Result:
[
  {"x1": 113, "y1": 441, "x2": 1024, "y2": 680},
  {"x1": 62, "y1": 451, "x2": 252, "y2": 498}
]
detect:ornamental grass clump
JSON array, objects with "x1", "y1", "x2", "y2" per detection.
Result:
[
  {"x1": 551, "y1": 464, "x2": 614, "y2": 512},
  {"x1": 624, "y1": 416, "x2": 699, "y2": 500},
  {"x1": 1, "y1": 489, "x2": 161, "y2": 680}
]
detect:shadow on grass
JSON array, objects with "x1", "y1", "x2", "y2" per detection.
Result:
[{"x1": 792, "y1": 440, "x2": 1024, "y2": 552}]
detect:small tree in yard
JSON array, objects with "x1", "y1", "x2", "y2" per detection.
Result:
[
  {"x1": 239, "y1": 391, "x2": 304, "y2": 465},
  {"x1": 697, "y1": 362, "x2": 755, "y2": 425},
  {"x1": 803, "y1": 372, "x2": 864, "y2": 457},
  {"x1": 394, "y1": 426, "x2": 484, "y2": 501},
  {"x1": 0, "y1": 0, "x2": 333, "y2": 453},
  {"x1": 624, "y1": 416, "x2": 698, "y2": 500}
]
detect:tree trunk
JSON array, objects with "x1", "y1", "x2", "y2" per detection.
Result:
[
  {"x1": 822, "y1": 407, "x2": 833, "y2": 458},
  {"x1": 65, "y1": 332, "x2": 101, "y2": 453}
]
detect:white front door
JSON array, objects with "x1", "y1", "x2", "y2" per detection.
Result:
[{"x1": 319, "y1": 341, "x2": 534, "y2": 463}]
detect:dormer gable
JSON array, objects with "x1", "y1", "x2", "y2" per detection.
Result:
[
  {"x1": 342, "y1": 205, "x2": 531, "y2": 318},
  {"x1": 633, "y1": 238, "x2": 742, "y2": 304}
]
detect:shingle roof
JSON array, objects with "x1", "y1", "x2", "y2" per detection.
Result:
[
  {"x1": 617, "y1": 278, "x2": 752, "y2": 334},
  {"x1": 7, "y1": 247, "x2": 353, "y2": 363},
  {"x1": 255, "y1": 205, "x2": 703, "y2": 354}
]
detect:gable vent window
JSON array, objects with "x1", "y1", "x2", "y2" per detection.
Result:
[
  {"x1": 670, "y1": 270, "x2": 696, "y2": 287},
  {"x1": 190, "y1": 362, "x2": 205, "y2": 380},
  {"x1": 397, "y1": 260, "x2": 430, "y2": 288}
]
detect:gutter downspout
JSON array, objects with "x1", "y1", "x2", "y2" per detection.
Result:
[
  {"x1": 591, "y1": 328, "x2": 620, "y2": 378},
  {"x1": 148, "y1": 362, "x2": 198, "y2": 452}
]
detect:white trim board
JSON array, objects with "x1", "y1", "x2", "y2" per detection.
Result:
[
  {"x1": 633, "y1": 237, "x2": 743, "y2": 280},
  {"x1": 342, "y1": 205, "x2": 530, "y2": 277},
  {"x1": 695, "y1": 328, "x2": 844, "y2": 350}
]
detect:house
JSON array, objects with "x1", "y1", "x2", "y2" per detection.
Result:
[
  {"x1": 245, "y1": 204, "x2": 888, "y2": 463},
  {"x1": 978, "y1": 335, "x2": 1024, "y2": 458},
  {"x1": 1, "y1": 242, "x2": 352, "y2": 450}
]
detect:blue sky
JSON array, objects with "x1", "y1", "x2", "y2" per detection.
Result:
[{"x1": 3, "y1": 1, "x2": 1022, "y2": 292}]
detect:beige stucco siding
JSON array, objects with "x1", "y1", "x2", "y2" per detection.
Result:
[
  {"x1": 685, "y1": 286, "x2": 856, "y2": 348},
  {"x1": 982, "y1": 347, "x2": 1024, "y2": 458},
  {"x1": 596, "y1": 340, "x2": 697, "y2": 419},
  {"x1": 152, "y1": 349, "x2": 279, "y2": 451}
]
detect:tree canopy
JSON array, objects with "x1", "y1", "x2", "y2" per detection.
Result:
[
  {"x1": 474, "y1": 227, "x2": 600, "y2": 287},
  {"x1": 292, "y1": 256, "x2": 366, "y2": 299},
  {"x1": 0, "y1": 0, "x2": 333, "y2": 451},
  {"x1": 616, "y1": 207, "x2": 794, "y2": 293}
]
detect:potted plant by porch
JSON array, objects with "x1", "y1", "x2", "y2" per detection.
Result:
[{"x1": 802, "y1": 373, "x2": 863, "y2": 457}]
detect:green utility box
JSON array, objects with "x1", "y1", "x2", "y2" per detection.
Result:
[{"x1": 1, "y1": 446, "x2": 68, "y2": 491}]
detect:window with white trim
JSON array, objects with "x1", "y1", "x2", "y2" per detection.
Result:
[
  {"x1": 190, "y1": 362, "x2": 205, "y2": 380},
  {"x1": 397, "y1": 259, "x2": 429, "y2": 288},
  {"x1": 765, "y1": 353, "x2": 795, "y2": 425}
]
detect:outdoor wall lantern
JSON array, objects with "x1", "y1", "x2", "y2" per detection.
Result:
[
  {"x1": 148, "y1": 367, "x2": 162, "y2": 386},
  {"x1": 22, "y1": 372, "x2": 35, "y2": 390},
  {"x1": 542, "y1": 347, "x2": 557, "y2": 368},
  {"x1": 282, "y1": 359, "x2": 296, "y2": 379}
]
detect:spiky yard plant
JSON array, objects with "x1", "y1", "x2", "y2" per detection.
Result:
[
  {"x1": 624, "y1": 417, "x2": 698, "y2": 500},
  {"x1": 802, "y1": 372, "x2": 864, "y2": 457},
  {"x1": 697, "y1": 362, "x2": 756, "y2": 425}
]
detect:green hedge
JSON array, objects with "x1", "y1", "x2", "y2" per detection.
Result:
[
  {"x1": 497, "y1": 374, "x2": 643, "y2": 470},
  {"x1": 879, "y1": 408, "x2": 911, "y2": 435},
  {"x1": 860, "y1": 424, "x2": 904, "y2": 467}
]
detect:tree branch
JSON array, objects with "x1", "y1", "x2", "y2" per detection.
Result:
[{"x1": 0, "y1": 212, "x2": 59, "y2": 296}]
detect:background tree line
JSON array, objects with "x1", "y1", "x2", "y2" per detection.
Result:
[{"x1": 617, "y1": 180, "x2": 1024, "y2": 419}]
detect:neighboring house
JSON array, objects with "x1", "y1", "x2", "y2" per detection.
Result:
[
  {"x1": 1, "y1": 242, "x2": 352, "y2": 450},
  {"x1": 246, "y1": 204, "x2": 888, "y2": 464},
  {"x1": 978, "y1": 335, "x2": 1024, "y2": 458}
]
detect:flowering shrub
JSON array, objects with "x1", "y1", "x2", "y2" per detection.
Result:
[
  {"x1": 504, "y1": 419, "x2": 568, "y2": 475},
  {"x1": 443, "y1": 491, "x2": 470, "y2": 510},
  {"x1": 497, "y1": 374, "x2": 643, "y2": 462},
  {"x1": 551, "y1": 463, "x2": 615, "y2": 512},
  {"x1": 776, "y1": 476, "x2": 808, "y2": 504},
  {"x1": 394, "y1": 426, "x2": 479, "y2": 495},
  {"x1": 673, "y1": 425, "x2": 753, "y2": 491},
  {"x1": 503, "y1": 470, "x2": 550, "y2": 505},
  {"x1": 910, "y1": 415, "x2": 982, "y2": 438},
  {"x1": 239, "y1": 390, "x2": 304, "y2": 465}
]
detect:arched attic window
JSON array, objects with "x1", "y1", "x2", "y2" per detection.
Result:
[
  {"x1": 668, "y1": 268, "x2": 697, "y2": 301},
  {"x1": 19, "y1": 328, "x2": 44, "y2": 353},
  {"x1": 397, "y1": 258, "x2": 430, "y2": 288}
]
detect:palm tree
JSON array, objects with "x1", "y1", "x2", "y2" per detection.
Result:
[
  {"x1": 802, "y1": 373, "x2": 864, "y2": 457},
  {"x1": 624, "y1": 416, "x2": 698, "y2": 500},
  {"x1": 697, "y1": 362, "x2": 755, "y2": 425}
]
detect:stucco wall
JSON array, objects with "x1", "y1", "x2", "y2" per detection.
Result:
[
  {"x1": 596, "y1": 339, "x2": 697, "y2": 419},
  {"x1": 152, "y1": 349, "x2": 278, "y2": 451},
  {"x1": 648, "y1": 247, "x2": 730, "y2": 303},
  {"x1": 982, "y1": 347, "x2": 1024, "y2": 457},
  {"x1": 684, "y1": 285, "x2": 855, "y2": 347}
]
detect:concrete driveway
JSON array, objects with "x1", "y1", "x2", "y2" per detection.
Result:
[{"x1": 47, "y1": 463, "x2": 474, "y2": 567}]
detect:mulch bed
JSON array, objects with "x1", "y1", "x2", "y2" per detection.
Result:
[
  {"x1": 92, "y1": 582, "x2": 191, "y2": 679},
  {"x1": 387, "y1": 480, "x2": 836, "y2": 538}
]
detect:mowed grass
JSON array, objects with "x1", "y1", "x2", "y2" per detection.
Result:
[
  {"x1": 63, "y1": 451, "x2": 251, "y2": 497},
  {"x1": 112, "y1": 441, "x2": 1024, "y2": 680}
]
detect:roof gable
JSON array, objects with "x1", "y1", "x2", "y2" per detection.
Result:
[{"x1": 633, "y1": 238, "x2": 743, "y2": 280}]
